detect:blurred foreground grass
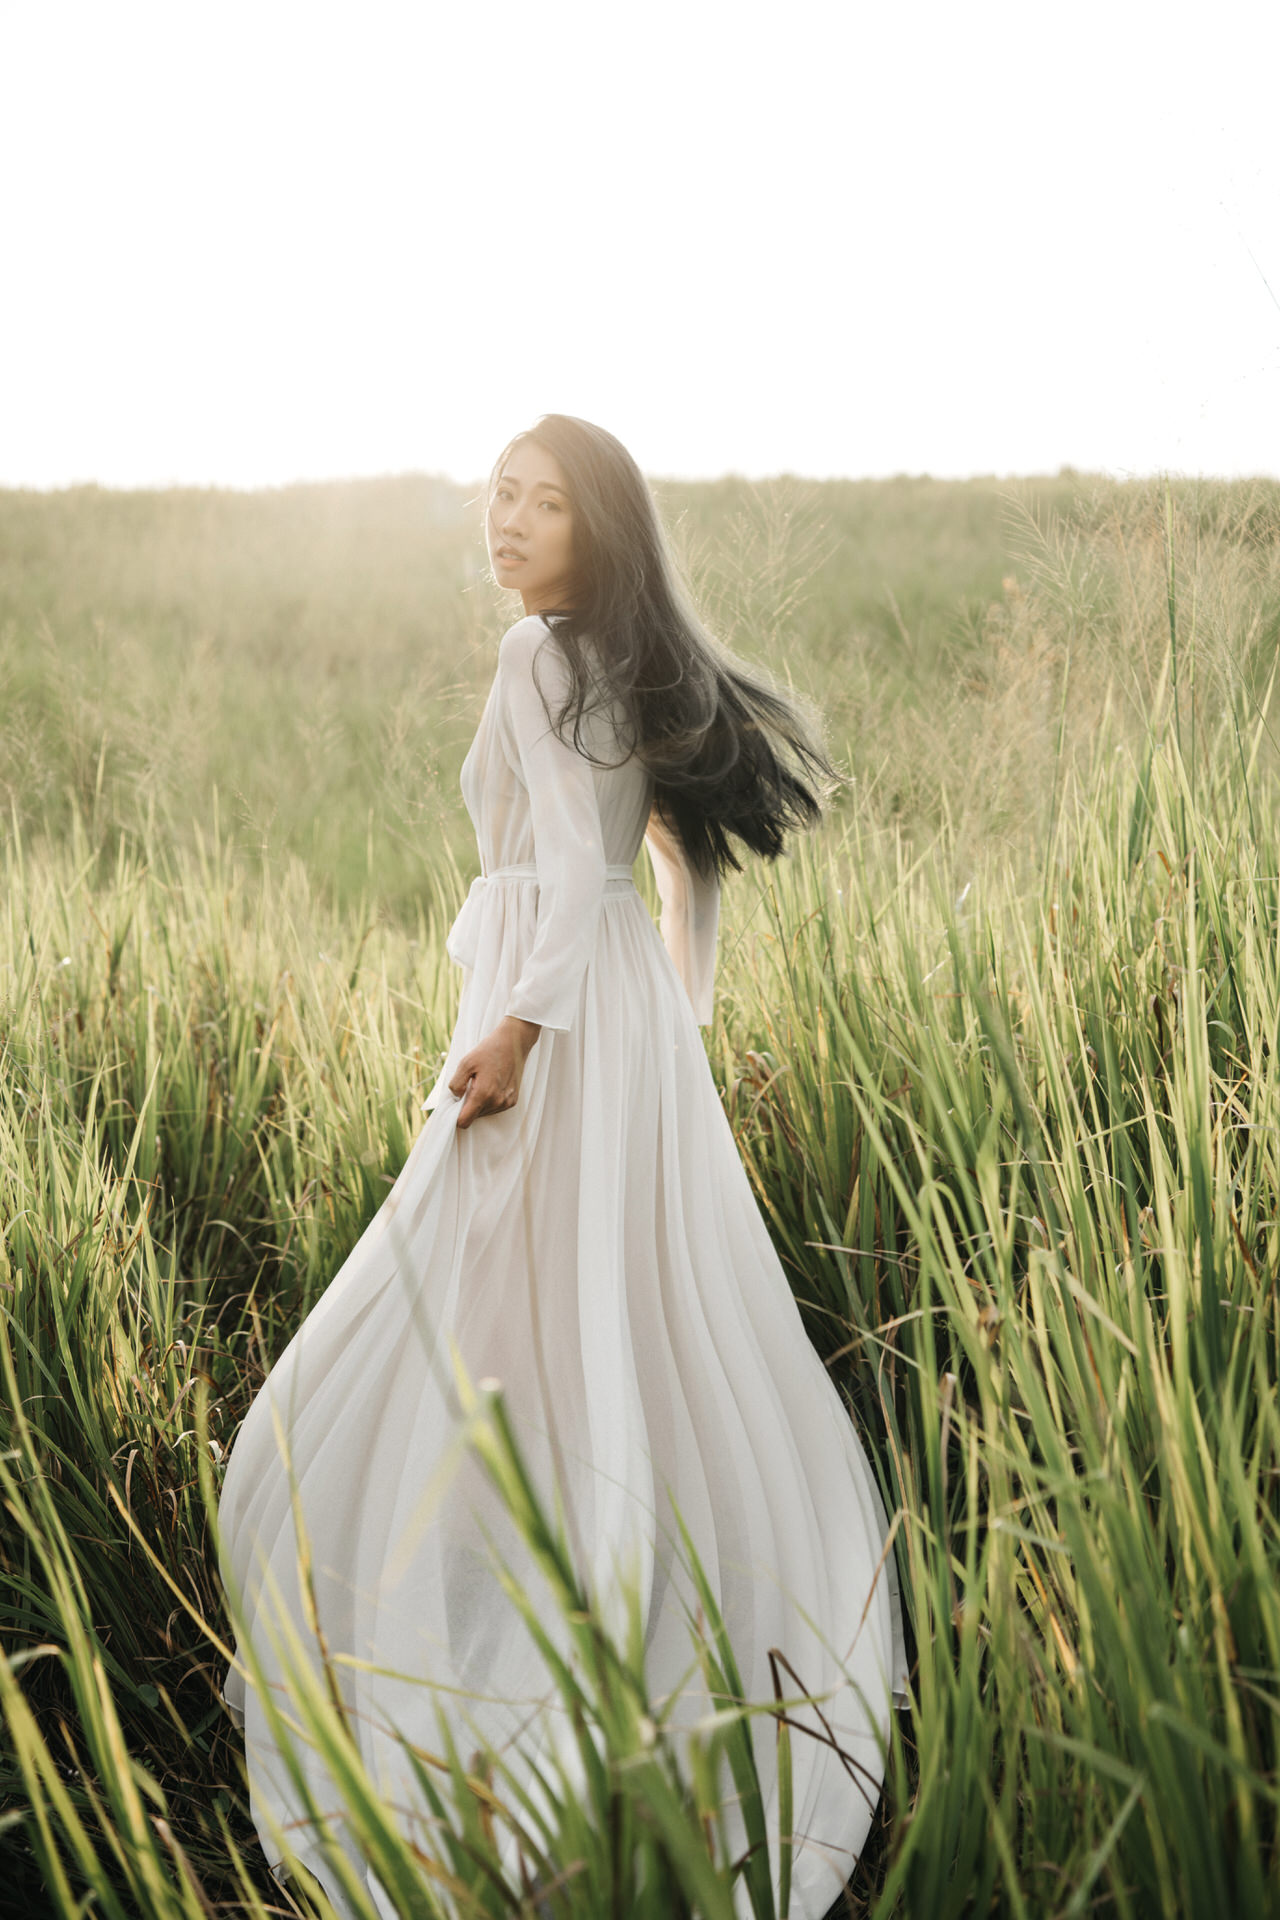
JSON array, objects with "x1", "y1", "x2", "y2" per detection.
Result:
[{"x1": 1, "y1": 472, "x2": 1279, "y2": 1916}]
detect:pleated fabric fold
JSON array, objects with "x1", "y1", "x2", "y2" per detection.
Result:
[{"x1": 219, "y1": 879, "x2": 906, "y2": 1919}]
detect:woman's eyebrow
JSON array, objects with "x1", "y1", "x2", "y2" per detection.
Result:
[{"x1": 498, "y1": 472, "x2": 567, "y2": 496}]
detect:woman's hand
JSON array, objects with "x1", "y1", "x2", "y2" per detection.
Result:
[{"x1": 449, "y1": 1016, "x2": 541, "y2": 1130}]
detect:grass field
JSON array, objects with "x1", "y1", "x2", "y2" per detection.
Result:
[{"x1": 1, "y1": 470, "x2": 1279, "y2": 1917}]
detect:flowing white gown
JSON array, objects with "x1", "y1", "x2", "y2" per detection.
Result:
[{"x1": 218, "y1": 613, "x2": 907, "y2": 1918}]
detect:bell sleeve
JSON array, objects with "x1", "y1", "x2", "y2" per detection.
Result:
[
  {"x1": 643, "y1": 804, "x2": 720, "y2": 1025},
  {"x1": 500, "y1": 617, "x2": 608, "y2": 1032}
]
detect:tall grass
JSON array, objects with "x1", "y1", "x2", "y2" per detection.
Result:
[
  {"x1": 16, "y1": 469, "x2": 1277, "y2": 904},
  {"x1": 1, "y1": 474, "x2": 1279, "y2": 1914},
  {"x1": 719, "y1": 732, "x2": 1280, "y2": 1915}
]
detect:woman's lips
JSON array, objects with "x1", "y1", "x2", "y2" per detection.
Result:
[{"x1": 495, "y1": 548, "x2": 525, "y2": 566}]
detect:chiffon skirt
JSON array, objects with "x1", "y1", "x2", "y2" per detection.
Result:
[{"x1": 218, "y1": 875, "x2": 906, "y2": 1918}]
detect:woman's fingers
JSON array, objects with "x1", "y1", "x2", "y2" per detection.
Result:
[
  {"x1": 447, "y1": 1058, "x2": 471, "y2": 1098},
  {"x1": 455, "y1": 1072, "x2": 518, "y2": 1131},
  {"x1": 449, "y1": 1027, "x2": 525, "y2": 1129}
]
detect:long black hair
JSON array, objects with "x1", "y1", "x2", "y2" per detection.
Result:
[{"x1": 488, "y1": 413, "x2": 834, "y2": 879}]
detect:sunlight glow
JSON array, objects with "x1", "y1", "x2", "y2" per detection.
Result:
[{"x1": 1, "y1": 0, "x2": 1276, "y2": 487}]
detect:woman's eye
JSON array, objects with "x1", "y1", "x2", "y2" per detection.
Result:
[{"x1": 539, "y1": 500, "x2": 561, "y2": 512}]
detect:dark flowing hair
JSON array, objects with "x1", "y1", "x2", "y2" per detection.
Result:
[{"x1": 488, "y1": 413, "x2": 835, "y2": 879}]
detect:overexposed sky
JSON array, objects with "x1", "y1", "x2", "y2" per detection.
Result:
[{"x1": 1, "y1": 0, "x2": 1277, "y2": 489}]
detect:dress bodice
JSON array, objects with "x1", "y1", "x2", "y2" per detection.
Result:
[{"x1": 450, "y1": 615, "x2": 720, "y2": 1030}]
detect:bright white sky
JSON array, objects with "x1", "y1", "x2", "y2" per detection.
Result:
[{"x1": 1, "y1": 0, "x2": 1277, "y2": 488}]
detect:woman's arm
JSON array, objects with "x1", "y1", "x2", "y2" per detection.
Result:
[
  {"x1": 450, "y1": 618, "x2": 607, "y2": 1127},
  {"x1": 643, "y1": 804, "x2": 720, "y2": 1025},
  {"x1": 501, "y1": 616, "x2": 609, "y2": 1028}
]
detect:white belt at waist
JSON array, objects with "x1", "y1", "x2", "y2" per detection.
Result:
[{"x1": 446, "y1": 863, "x2": 638, "y2": 970}]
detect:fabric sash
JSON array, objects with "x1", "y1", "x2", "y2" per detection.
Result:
[{"x1": 445, "y1": 862, "x2": 638, "y2": 971}]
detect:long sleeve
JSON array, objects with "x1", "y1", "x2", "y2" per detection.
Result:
[
  {"x1": 501, "y1": 618, "x2": 608, "y2": 1032},
  {"x1": 643, "y1": 805, "x2": 720, "y2": 1025}
]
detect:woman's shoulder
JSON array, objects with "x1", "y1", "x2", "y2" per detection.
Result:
[
  {"x1": 498, "y1": 612, "x2": 559, "y2": 670},
  {"x1": 497, "y1": 614, "x2": 577, "y2": 702}
]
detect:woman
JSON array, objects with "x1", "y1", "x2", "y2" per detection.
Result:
[{"x1": 218, "y1": 415, "x2": 907, "y2": 1917}]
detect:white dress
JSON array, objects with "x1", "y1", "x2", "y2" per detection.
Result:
[{"x1": 218, "y1": 613, "x2": 906, "y2": 1918}]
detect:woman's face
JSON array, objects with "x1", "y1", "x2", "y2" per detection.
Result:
[{"x1": 486, "y1": 439, "x2": 578, "y2": 616}]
